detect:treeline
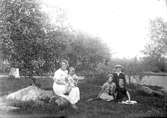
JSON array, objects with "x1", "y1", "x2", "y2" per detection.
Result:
[
  {"x1": 0, "y1": 0, "x2": 167, "y2": 79},
  {"x1": 143, "y1": 18, "x2": 167, "y2": 73},
  {"x1": 0, "y1": 0, "x2": 111, "y2": 76}
]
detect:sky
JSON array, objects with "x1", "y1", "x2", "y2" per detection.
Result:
[{"x1": 41, "y1": 0, "x2": 167, "y2": 58}]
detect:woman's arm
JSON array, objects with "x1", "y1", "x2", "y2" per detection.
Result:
[
  {"x1": 55, "y1": 79, "x2": 67, "y2": 85},
  {"x1": 53, "y1": 70, "x2": 67, "y2": 85},
  {"x1": 72, "y1": 74, "x2": 84, "y2": 86},
  {"x1": 73, "y1": 74, "x2": 84, "y2": 80}
]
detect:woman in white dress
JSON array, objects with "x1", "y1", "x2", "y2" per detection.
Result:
[{"x1": 52, "y1": 60, "x2": 80, "y2": 109}]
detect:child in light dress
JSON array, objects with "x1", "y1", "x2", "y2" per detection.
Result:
[
  {"x1": 98, "y1": 74, "x2": 116, "y2": 101},
  {"x1": 65, "y1": 67, "x2": 84, "y2": 94}
]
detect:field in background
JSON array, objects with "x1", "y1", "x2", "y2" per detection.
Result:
[{"x1": 129, "y1": 74, "x2": 167, "y2": 90}]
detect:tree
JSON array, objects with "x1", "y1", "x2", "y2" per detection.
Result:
[
  {"x1": 143, "y1": 18, "x2": 167, "y2": 72},
  {"x1": 144, "y1": 18, "x2": 167, "y2": 56},
  {"x1": 62, "y1": 32, "x2": 111, "y2": 75},
  {"x1": 0, "y1": 0, "x2": 112, "y2": 84},
  {"x1": 0, "y1": 0, "x2": 51, "y2": 84}
]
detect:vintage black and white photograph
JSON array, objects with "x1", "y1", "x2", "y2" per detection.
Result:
[{"x1": 0, "y1": 0, "x2": 167, "y2": 118}]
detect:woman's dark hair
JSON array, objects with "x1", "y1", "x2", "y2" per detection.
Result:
[{"x1": 107, "y1": 73, "x2": 113, "y2": 78}]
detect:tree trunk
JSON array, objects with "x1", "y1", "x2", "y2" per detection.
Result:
[{"x1": 128, "y1": 75, "x2": 131, "y2": 84}]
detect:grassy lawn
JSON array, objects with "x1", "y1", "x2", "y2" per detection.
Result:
[{"x1": 0, "y1": 76, "x2": 167, "y2": 118}]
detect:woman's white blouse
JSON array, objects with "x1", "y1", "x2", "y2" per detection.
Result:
[{"x1": 53, "y1": 69, "x2": 68, "y2": 84}]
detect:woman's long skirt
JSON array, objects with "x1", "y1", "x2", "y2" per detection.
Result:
[{"x1": 53, "y1": 83, "x2": 80, "y2": 104}]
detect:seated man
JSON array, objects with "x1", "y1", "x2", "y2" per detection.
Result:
[
  {"x1": 98, "y1": 74, "x2": 116, "y2": 101},
  {"x1": 116, "y1": 78, "x2": 131, "y2": 102}
]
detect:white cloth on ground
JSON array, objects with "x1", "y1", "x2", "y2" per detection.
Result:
[{"x1": 121, "y1": 100, "x2": 137, "y2": 104}]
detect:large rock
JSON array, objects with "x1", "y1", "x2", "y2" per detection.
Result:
[
  {"x1": 138, "y1": 86, "x2": 153, "y2": 94},
  {"x1": 6, "y1": 86, "x2": 53, "y2": 101},
  {"x1": 6, "y1": 86, "x2": 69, "y2": 106},
  {"x1": 136, "y1": 84, "x2": 164, "y2": 96}
]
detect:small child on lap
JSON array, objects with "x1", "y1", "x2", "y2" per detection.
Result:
[{"x1": 65, "y1": 67, "x2": 84, "y2": 94}]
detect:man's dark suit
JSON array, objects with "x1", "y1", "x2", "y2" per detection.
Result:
[{"x1": 112, "y1": 72, "x2": 126, "y2": 88}]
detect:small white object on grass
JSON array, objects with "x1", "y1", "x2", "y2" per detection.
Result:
[
  {"x1": 121, "y1": 100, "x2": 137, "y2": 104},
  {"x1": 9, "y1": 68, "x2": 20, "y2": 78}
]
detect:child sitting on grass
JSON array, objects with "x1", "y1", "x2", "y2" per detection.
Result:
[{"x1": 98, "y1": 73, "x2": 116, "y2": 101}]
